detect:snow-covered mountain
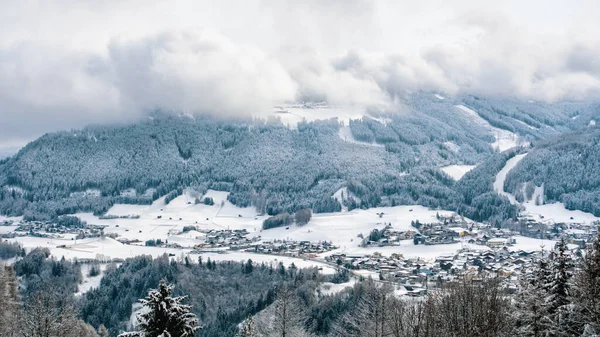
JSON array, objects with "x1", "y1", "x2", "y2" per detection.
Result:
[{"x1": 0, "y1": 93, "x2": 598, "y2": 222}]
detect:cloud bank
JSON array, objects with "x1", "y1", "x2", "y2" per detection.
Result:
[{"x1": 1, "y1": 0, "x2": 600, "y2": 148}]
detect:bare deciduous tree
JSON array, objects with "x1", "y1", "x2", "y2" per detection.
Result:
[
  {"x1": 0, "y1": 264, "x2": 20, "y2": 337},
  {"x1": 19, "y1": 291, "x2": 99, "y2": 337}
]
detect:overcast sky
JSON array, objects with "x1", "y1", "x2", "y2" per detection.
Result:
[{"x1": 1, "y1": 0, "x2": 599, "y2": 155}]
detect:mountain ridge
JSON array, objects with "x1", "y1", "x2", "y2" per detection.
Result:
[{"x1": 0, "y1": 94, "x2": 598, "y2": 222}]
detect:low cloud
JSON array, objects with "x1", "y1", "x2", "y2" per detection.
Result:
[
  {"x1": 106, "y1": 30, "x2": 297, "y2": 117},
  {"x1": 1, "y1": 0, "x2": 600, "y2": 148}
]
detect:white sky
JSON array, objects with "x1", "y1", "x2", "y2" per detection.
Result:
[{"x1": 1, "y1": 0, "x2": 600, "y2": 152}]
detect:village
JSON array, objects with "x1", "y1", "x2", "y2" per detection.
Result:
[
  {"x1": 1, "y1": 205, "x2": 599, "y2": 299},
  {"x1": 359, "y1": 212, "x2": 596, "y2": 250},
  {"x1": 326, "y1": 247, "x2": 551, "y2": 296}
]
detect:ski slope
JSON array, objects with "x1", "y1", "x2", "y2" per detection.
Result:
[
  {"x1": 494, "y1": 153, "x2": 600, "y2": 224},
  {"x1": 455, "y1": 104, "x2": 519, "y2": 151},
  {"x1": 493, "y1": 153, "x2": 527, "y2": 204}
]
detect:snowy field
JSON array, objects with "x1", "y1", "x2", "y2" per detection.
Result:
[
  {"x1": 321, "y1": 236, "x2": 560, "y2": 260},
  {"x1": 256, "y1": 205, "x2": 459, "y2": 252},
  {"x1": 6, "y1": 235, "x2": 337, "y2": 273},
  {"x1": 441, "y1": 165, "x2": 476, "y2": 180},
  {"x1": 200, "y1": 251, "x2": 336, "y2": 275},
  {"x1": 75, "y1": 190, "x2": 267, "y2": 244},
  {"x1": 6, "y1": 236, "x2": 192, "y2": 261},
  {"x1": 0, "y1": 215, "x2": 22, "y2": 223},
  {"x1": 0, "y1": 225, "x2": 18, "y2": 234},
  {"x1": 76, "y1": 263, "x2": 113, "y2": 296},
  {"x1": 523, "y1": 202, "x2": 600, "y2": 224}
]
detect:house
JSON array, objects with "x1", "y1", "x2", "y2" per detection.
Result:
[{"x1": 487, "y1": 238, "x2": 508, "y2": 247}]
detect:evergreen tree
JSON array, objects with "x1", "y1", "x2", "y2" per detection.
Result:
[
  {"x1": 546, "y1": 238, "x2": 574, "y2": 336},
  {"x1": 119, "y1": 279, "x2": 200, "y2": 337},
  {"x1": 514, "y1": 258, "x2": 552, "y2": 336},
  {"x1": 98, "y1": 324, "x2": 110, "y2": 337},
  {"x1": 574, "y1": 228, "x2": 600, "y2": 334},
  {"x1": 236, "y1": 315, "x2": 258, "y2": 337}
]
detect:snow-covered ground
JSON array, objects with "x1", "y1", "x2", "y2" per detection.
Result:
[
  {"x1": 0, "y1": 225, "x2": 18, "y2": 234},
  {"x1": 441, "y1": 165, "x2": 476, "y2": 180},
  {"x1": 75, "y1": 190, "x2": 266, "y2": 243},
  {"x1": 336, "y1": 236, "x2": 564, "y2": 260},
  {"x1": 4, "y1": 199, "x2": 477, "y2": 262},
  {"x1": 338, "y1": 125, "x2": 384, "y2": 147},
  {"x1": 319, "y1": 279, "x2": 357, "y2": 295},
  {"x1": 493, "y1": 153, "x2": 527, "y2": 204},
  {"x1": 515, "y1": 119, "x2": 538, "y2": 130},
  {"x1": 7, "y1": 236, "x2": 192, "y2": 261},
  {"x1": 455, "y1": 105, "x2": 519, "y2": 151},
  {"x1": 0, "y1": 215, "x2": 22, "y2": 223},
  {"x1": 434, "y1": 94, "x2": 445, "y2": 100},
  {"x1": 522, "y1": 185, "x2": 600, "y2": 224},
  {"x1": 272, "y1": 104, "x2": 366, "y2": 128},
  {"x1": 494, "y1": 153, "x2": 600, "y2": 224},
  {"x1": 76, "y1": 263, "x2": 113, "y2": 296},
  {"x1": 443, "y1": 141, "x2": 460, "y2": 153},
  {"x1": 200, "y1": 251, "x2": 336, "y2": 275},
  {"x1": 256, "y1": 205, "x2": 459, "y2": 253}
]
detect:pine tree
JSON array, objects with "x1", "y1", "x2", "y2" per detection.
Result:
[
  {"x1": 547, "y1": 239, "x2": 571, "y2": 312},
  {"x1": 514, "y1": 258, "x2": 552, "y2": 336},
  {"x1": 546, "y1": 238, "x2": 574, "y2": 336},
  {"x1": 515, "y1": 275, "x2": 548, "y2": 335},
  {"x1": 574, "y1": 228, "x2": 600, "y2": 334},
  {"x1": 98, "y1": 324, "x2": 110, "y2": 337},
  {"x1": 118, "y1": 279, "x2": 200, "y2": 337},
  {"x1": 237, "y1": 315, "x2": 258, "y2": 337}
]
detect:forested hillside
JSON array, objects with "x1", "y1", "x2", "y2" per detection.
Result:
[
  {"x1": 505, "y1": 126, "x2": 600, "y2": 216},
  {"x1": 454, "y1": 149, "x2": 523, "y2": 224},
  {"x1": 0, "y1": 94, "x2": 597, "y2": 221},
  {"x1": 80, "y1": 254, "x2": 331, "y2": 336}
]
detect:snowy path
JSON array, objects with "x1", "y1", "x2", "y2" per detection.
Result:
[{"x1": 493, "y1": 153, "x2": 527, "y2": 204}]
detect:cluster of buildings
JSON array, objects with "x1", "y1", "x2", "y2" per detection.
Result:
[
  {"x1": 361, "y1": 214, "x2": 520, "y2": 249},
  {"x1": 360, "y1": 223, "x2": 418, "y2": 247},
  {"x1": 0, "y1": 219, "x2": 105, "y2": 240},
  {"x1": 193, "y1": 228, "x2": 259, "y2": 249},
  {"x1": 327, "y1": 247, "x2": 563, "y2": 296},
  {"x1": 245, "y1": 239, "x2": 338, "y2": 258},
  {"x1": 511, "y1": 218, "x2": 597, "y2": 248}
]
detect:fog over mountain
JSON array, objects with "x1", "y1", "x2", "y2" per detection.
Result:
[{"x1": 1, "y1": 0, "x2": 600, "y2": 153}]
